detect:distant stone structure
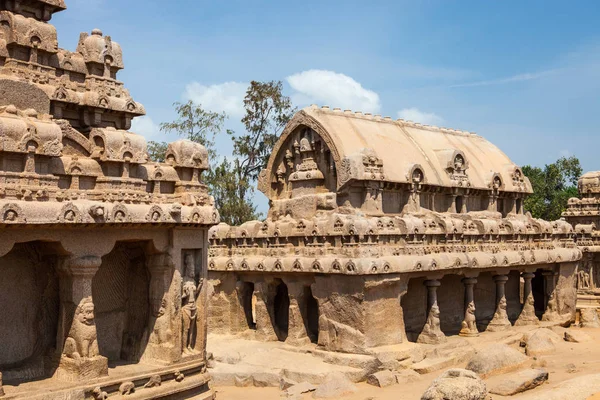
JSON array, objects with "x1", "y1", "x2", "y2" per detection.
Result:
[
  {"x1": 0, "y1": 1, "x2": 216, "y2": 399},
  {"x1": 563, "y1": 171, "x2": 600, "y2": 320},
  {"x1": 208, "y1": 105, "x2": 580, "y2": 353}
]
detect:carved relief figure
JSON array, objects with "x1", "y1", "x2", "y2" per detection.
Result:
[
  {"x1": 182, "y1": 253, "x2": 203, "y2": 354},
  {"x1": 578, "y1": 268, "x2": 592, "y2": 290},
  {"x1": 460, "y1": 301, "x2": 478, "y2": 336},
  {"x1": 63, "y1": 297, "x2": 99, "y2": 359},
  {"x1": 494, "y1": 297, "x2": 508, "y2": 321},
  {"x1": 417, "y1": 304, "x2": 446, "y2": 344},
  {"x1": 150, "y1": 298, "x2": 173, "y2": 345}
]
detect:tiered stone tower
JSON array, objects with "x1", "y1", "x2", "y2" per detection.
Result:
[{"x1": 0, "y1": 1, "x2": 216, "y2": 399}]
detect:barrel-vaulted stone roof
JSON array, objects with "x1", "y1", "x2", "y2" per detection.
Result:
[{"x1": 262, "y1": 105, "x2": 532, "y2": 197}]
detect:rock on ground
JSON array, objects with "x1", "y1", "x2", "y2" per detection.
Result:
[
  {"x1": 522, "y1": 328, "x2": 561, "y2": 356},
  {"x1": 313, "y1": 372, "x2": 358, "y2": 398},
  {"x1": 513, "y1": 373, "x2": 600, "y2": 400},
  {"x1": 466, "y1": 344, "x2": 529, "y2": 378},
  {"x1": 488, "y1": 368, "x2": 548, "y2": 396},
  {"x1": 283, "y1": 382, "x2": 316, "y2": 397},
  {"x1": 421, "y1": 368, "x2": 487, "y2": 400},
  {"x1": 394, "y1": 369, "x2": 422, "y2": 385},
  {"x1": 580, "y1": 308, "x2": 600, "y2": 328},
  {"x1": 366, "y1": 370, "x2": 396, "y2": 388},
  {"x1": 564, "y1": 330, "x2": 592, "y2": 343}
]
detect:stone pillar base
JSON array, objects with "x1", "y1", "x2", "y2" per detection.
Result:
[
  {"x1": 55, "y1": 356, "x2": 108, "y2": 382},
  {"x1": 417, "y1": 330, "x2": 447, "y2": 344},
  {"x1": 514, "y1": 313, "x2": 540, "y2": 326},
  {"x1": 486, "y1": 320, "x2": 512, "y2": 332},
  {"x1": 458, "y1": 328, "x2": 479, "y2": 337}
]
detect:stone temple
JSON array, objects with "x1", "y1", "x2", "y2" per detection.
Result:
[
  {"x1": 0, "y1": 1, "x2": 216, "y2": 398},
  {"x1": 208, "y1": 105, "x2": 581, "y2": 353},
  {"x1": 564, "y1": 171, "x2": 600, "y2": 322}
]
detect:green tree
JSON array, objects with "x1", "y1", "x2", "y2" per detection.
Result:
[
  {"x1": 148, "y1": 82, "x2": 294, "y2": 225},
  {"x1": 522, "y1": 156, "x2": 582, "y2": 221},
  {"x1": 210, "y1": 157, "x2": 257, "y2": 225},
  {"x1": 146, "y1": 100, "x2": 225, "y2": 162},
  {"x1": 147, "y1": 140, "x2": 168, "y2": 162},
  {"x1": 231, "y1": 80, "x2": 295, "y2": 203}
]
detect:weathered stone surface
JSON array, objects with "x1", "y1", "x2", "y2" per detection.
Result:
[
  {"x1": 214, "y1": 350, "x2": 243, "y2": 365},
  {"x1": 564, "y1": 330, "x2": 592, "y2": 343},
  {"x1": 523, "y1": 328, "x2": 561, "y2": 356},
  {"x1": 279, "y1": 376, "x2": 297, "y2": 391},
  {"x1": 366, "y1": 370, "x2": 396, "y2": 387},
  {"x1": 488, "y1": 368, "x2": 548, "y2": 396},
  {"x1": 283, "y1": 382, "x2": 316, "y2": 397},
  {"x1": 394, "y1": 369, "x2": 422, "y2": 385},
  {"x1": 312, "y1": 372, "x2": 358, "y2": 399},
  {"x1": 579, "y1": 308, "x2": 600, "y2": 328},
  {"x1": 514, "y1": 373, "x2": 600, "y2": 400},
  {"x1": 466, "y1": 344, "x2": 528, "y2": 378},
  {"x1": 421, "y1": 369, "x2": 487, "y2": 400}
]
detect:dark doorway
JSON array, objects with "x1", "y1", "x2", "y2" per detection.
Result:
[
  {"x1": 532, "y1": 269, "x2": 545, "y2": 319},
  {"x1": 304, "y1": 286, "x2": 319, "y2": 343},
  {"x1": 273, "y1": 281, "x2": 289, "y2": 341},
  {"x1": 92, "y1": 241, "x2": 150, "y2": 363}
]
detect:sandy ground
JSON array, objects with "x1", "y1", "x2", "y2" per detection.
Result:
[{"x1": 210, "y1": 326, "x2": 600, "y2": 400}]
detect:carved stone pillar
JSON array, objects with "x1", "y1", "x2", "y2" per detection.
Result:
[
  {"x1": 542, "y1": 271, "x2": 561, "y2": 322},
  {"x1": 418, "y1": 279, "x2": 446, "y2": 344},
  {"x1": 448, "y1": 194, "x2": 457, "y2": 213},
  {"x1": 459, "y1": 277, "x2": 479, "y2": 337},
  {"x1": 285, "y1": 281, "x2": 311, "y2": 346},
  {"x1": 55, "y1": 256, "x2": 108, "y2": 382},
  {"x1": 461, "y1": 195, "x2": 468, "y2": 213},
  {"x1": 253, "y1": 281, "x2": 278, "y2": 341},
  {"x1": 515, "y1": 272, "x2": 540, "y2": 326},
  {"x1": 487, "y1": 274, "x2": 511, "y2": 331},
  {"x1": 142, "y1": 253, "x2": 178, "y2": 363}
]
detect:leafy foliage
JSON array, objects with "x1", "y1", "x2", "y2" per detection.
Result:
[
  {"x1": 522, "y1": 156, "x2": 582, "y2": 221},
  {"x1": 147, "y1": 140, "x2": 168, "y2": 163},
  {"x1": 151, "y1": 82, "x2": 294, "y2": 225},
  {"x1": 210, "y1": 157, "x2": 257, "y2": 225}
]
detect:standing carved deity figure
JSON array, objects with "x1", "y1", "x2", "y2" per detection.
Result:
[
  {"x1": 578, "y1": 269, "x2": 592, "y2": 290},
  {"x1": 182, "y1": 253, "x2": 203, "y2": 354},
  {"x1": 460, "y1": 301, "x2": 478, "y2": 336},
  {"x1": 63, "y1": 297, "x2": 99, "y2": 359}
]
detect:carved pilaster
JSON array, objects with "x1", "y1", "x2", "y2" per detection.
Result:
[
  {"x1": 515, "y1": 272, "x2": 540, "y2": 326},
  {"x1": 142, "y1": 252, "x2": 178, "y2": 363},
  {"x1": 55, "y1": 256, "x2": 108, "y2": 381},
  {"x1": 542, "y1": 271, "x2": 561, "y2": 322},
  {"x1": 284, "y1": 281, "x2": 311, "y2": 346},
  {"x1": 459, "y1": 277, "x2": 479, "y2": 337},
  {"x1": 253, "y1": 281, "x2": 278, "y2": 341},
  {"x1": 417, "y1": 279, "x2": 446, "y2": 344},
  {"x1": 487, "y1": 274, "x2": 511, "y2": 331}
]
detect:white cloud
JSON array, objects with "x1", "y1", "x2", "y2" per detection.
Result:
[
  {"x1": 448, "y1": 69, "x2": 560, "y2": 88},
  {"x1": 397, "y1": 108, "x2": 444, "y2": 126},
  {"x1": 131, "y1": 116, "x2": 160, "y2": 139},
  {"x1": 286, "y1": 70, "x2": 380, "y2": 113},
  {"x1": 184, "y1": 81, "x2": 247, "y2": 117}
]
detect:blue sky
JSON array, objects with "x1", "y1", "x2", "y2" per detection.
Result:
[{"x1": 53, "y1": 0, "x2": 600, "y2": 212}]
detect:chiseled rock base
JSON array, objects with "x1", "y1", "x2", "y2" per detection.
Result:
[
  {"x1": 54, "y1": 356, "x2": 108, "y2": 382},
  {"x1": 488, "y1": 368, "x2": 548, "y2": 396},
  {"x1": 421, "y1": 368, "x2": 487, "y2": 400},
  {"x1": 466, "y1": 344, "x2": 528, "y2": 378}
]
